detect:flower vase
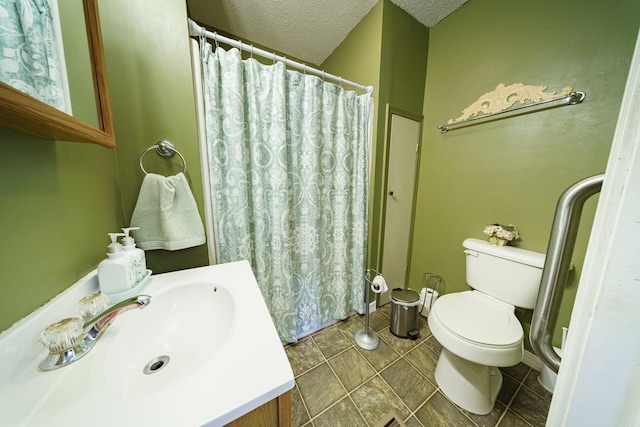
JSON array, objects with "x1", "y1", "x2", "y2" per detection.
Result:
[{"x1": 489, "y1": 235, "x2": 508, "y2": 246}]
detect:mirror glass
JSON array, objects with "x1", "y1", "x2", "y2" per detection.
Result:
[
  {"x1": 0, "y1": 0, "x2": 98, "y2": 125},
  {"x1": 0, "y1": 0, "x2": 114, "y2": 148},
  {"x1": 58, "y1": 0, "x2": 99, "y2": 127}
]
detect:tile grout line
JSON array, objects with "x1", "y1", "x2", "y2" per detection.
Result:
[
  {"x1": 294, "y1": 383, "x2": 314, "y2": 427},
  {"x1": 408, "y1": 388, "x2": 439, "y2": 427},
  {"x1": 369, "y1": 310, "x2": 520, "y2": 427},
  {"x1": 313, "y1": 316, "x2": 416, "y2": 426},
  {"x1": 375, "y1": 312, "x2": 451, "y2": 425},
  {"x1": 286, "y1": 331, "x2": 342, "y2": 426},
  {"x1": 307, "y1": 331, "x2": 356, "y2": 425},
  {"x1": 287, "y1": 317, "x2": 380, "y2": 425},
  {"x1": 355, "y1": 312, "x2": 442, "y2": 426},
  {"x1": 367, "y1": 307, "x2": 436, "y2": 425},
  {"x1": 331, "y1": 321, "x2": 400, "y2": 426},
  {"x1": 299, "y1": 322, "x2": 381, "y2": 425},
  {"x1": 498, "y1": 370, "x2": 526, "y2": 425},
  {"x1": 499, "y1": 367, "x2": 540, "y2": 427},
  {"x1": 297, "y1": 312, "x2": 440, "y2": 426},
  {"x1": 378, "y1": 332, "x2": 434, "y2": 424},
  {"x1": 290, "y1": 308, "x2": 549, "y2": 427}
]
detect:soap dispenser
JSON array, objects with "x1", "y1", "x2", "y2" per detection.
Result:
[
  {"x1": 121, "y1": 227, "x2": 147, "y2": 285},
  {"x1": 98, "y1": 233, "x2": 135, "y2": 295}
]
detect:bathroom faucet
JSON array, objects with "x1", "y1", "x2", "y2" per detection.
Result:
[{"x1": 39, "y1": 295, "x2": 151, "y2": 371}]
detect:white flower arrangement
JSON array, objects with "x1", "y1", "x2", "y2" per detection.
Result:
[{"x1": 483, "y1": 223, "x2": 520, "y2": 246}]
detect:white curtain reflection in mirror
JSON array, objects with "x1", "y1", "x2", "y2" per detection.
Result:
[{"x1": 0, "y1": 0, "x2": 72, "y2": 114}]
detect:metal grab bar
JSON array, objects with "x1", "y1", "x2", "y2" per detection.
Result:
[{"x1": 530, "y1": 174, "x2": 604, "y2": 373}]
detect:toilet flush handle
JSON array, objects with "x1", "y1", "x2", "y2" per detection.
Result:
[{"x1": 464, "y1": 249, "x2": 478, "y2": 257}]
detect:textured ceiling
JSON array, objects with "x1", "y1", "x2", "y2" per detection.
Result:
[{"x1": 186, "y1": 0, "x2": 468, "y2": 65}]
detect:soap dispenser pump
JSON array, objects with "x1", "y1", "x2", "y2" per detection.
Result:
[
  {"x1": 98, "y1": 233, "x2": 135, "y2": 295},
  {"x1": 121, "y1": 227, "x2": 147, "y2": 284}
]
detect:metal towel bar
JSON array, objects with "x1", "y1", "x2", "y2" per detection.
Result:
[
  {"x1": 438, "y1": 91, "x2": 586, "y2": 133},
  {"x1": 139, "y1": 140, "x2": 187, "y2": 175},
  {"x1": 530, "y1": 173, "x2": 604, "y2": 373}
]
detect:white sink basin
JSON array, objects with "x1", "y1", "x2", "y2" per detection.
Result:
[
  {"x1": 102, "y1": 282, "x2": 235, "y2": 398},
  {"x1": 0, "y1": 261, "x2": 294, "y2": 427}
]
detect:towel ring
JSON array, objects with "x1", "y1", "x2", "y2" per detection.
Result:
[{"x1": 139, "y1": 140, "x2": 187, "y2": 175}]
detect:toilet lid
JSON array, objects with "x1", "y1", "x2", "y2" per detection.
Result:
[{"x1": 432, "y1": 291, "x2": 523, "y2": 347}]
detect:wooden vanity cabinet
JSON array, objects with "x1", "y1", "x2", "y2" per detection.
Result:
[{"x1": 226, "y1": 390, "x2": 291, "y2": 426}]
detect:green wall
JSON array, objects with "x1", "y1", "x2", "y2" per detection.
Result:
[
  {"x1": 376, "y1": 1, "x2": 429, "y2": 273},
  {"x1": 0, "y1": 0, "x2": 207, "y2": 332},
  {"x1": 321, "y1": 0, "x2": 429, "y2": 270},
  {"x1": 2, "y1": 0, "x2": 637, "y2": 347},
  {"x1": 0, "y1": 126, "x2": 121, "y2": 333},
  {"x1": 100, "y1": 0, "x2": 208, "y2": 274},
  {"x1": 409, "y1": 0, "x2": 640, "y2": 347},
  {"x1": 320, "y1": 1, "x2": 383, "y2": 110},
  {"x1": 379, "y1": 1, "x2": 429, "y2": 114}
]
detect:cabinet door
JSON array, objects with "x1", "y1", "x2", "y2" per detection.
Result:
[{"x1": 226, "y1": 390, "x2": 291, "y2": 426}]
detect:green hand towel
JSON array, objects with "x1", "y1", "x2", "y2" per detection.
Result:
[{"x1": 130, "y1": 172, "x2": 205, "y2": 250}]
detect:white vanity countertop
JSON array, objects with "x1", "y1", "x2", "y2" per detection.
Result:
[{"x1": 0, "y1": 261, "x2": 294, "y2": 426}]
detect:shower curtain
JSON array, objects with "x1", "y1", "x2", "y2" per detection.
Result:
[
  {"x1": 200, "y1": 44, "x2": 371, "y2": 342},
  {"x1": 0, "y1": 0, "x2": 69, "y2": 112}
]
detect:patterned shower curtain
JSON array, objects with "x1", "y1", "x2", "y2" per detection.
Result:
[
  {"x1": 0, "y1": 0, "x2": 68, "y2": 112},
  {"x1": 200, "y1": 44, "x2": 371, "y2": 342}
]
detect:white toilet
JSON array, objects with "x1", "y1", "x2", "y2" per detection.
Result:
[{"x1": 428, "y1": 238, "x2": 545, "y2": 415}]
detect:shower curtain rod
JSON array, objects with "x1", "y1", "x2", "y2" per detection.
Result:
[{"x1": 188, "y1": 19, "x2": 374, "y2": 94}]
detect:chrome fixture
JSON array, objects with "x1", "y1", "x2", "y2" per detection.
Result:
[
  {"x1": 530, "y1": 174, "x2": 604, "y2": 373},
  {"x1": 138, "y1": 140, "x2": 187, "y2": 175},
  {"x1": 39, "y1": 295, "x2": 151, "y2": 371},
  {"x1": 355, "y1": 269, "x2": 383, "y2": 351},
  {"x1": 438, "y1": 90, "x2": 586, "y2": 133}
]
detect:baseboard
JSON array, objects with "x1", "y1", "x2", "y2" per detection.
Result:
[{"x1": 522, "y1": 349, "x2": 543, "y2": 371}]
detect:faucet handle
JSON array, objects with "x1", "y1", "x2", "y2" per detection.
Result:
[
  {"x1": 78, "y1": 293, "x2": 111, "y2": 321},
  {"x1": 39, "y1": 294, "x2": 151, "y2": 372},
  {"x1": 40, "y1": 317, "x2": 83, "y2": 354}
]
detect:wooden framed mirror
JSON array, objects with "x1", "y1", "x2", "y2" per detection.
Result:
[{"x1": 0, "y1": 0, "x2": 115, "y2": 148}]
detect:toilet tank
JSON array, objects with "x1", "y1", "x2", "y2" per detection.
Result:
[{"x1": 463, "y1": 238, "x2": 546, "y2": 309}]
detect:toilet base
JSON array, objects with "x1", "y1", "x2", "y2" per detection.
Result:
[{"x1": 434, "y1": 348, "x2": 502, "y2": 415}]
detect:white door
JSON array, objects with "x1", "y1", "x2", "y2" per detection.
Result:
[
  {"x1": 379, "y1": 113, "x2": 420, "y2": 305},
  {"x1": 546, "y1": 32, "x2": 640, "y2": 426}
]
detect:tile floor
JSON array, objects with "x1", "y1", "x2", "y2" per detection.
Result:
[{"x1": 284, "y1": 304, "x2": 552, "y2": 427}]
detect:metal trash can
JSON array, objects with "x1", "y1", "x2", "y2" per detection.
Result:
[{"x1": 390, "y1": 288, "x2": 420, "y2": 339}]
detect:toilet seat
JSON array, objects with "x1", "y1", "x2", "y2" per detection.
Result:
[{"x1": 429, "y1": 291, "x2": 523, "y2": 367}]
